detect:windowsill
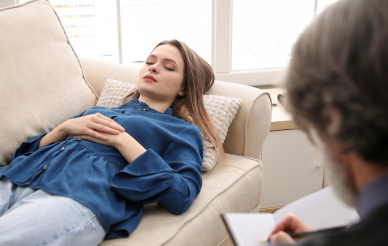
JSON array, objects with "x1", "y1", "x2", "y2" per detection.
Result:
[
  {"x1": 262, "y1": 88, "x2": 296, "y2": 131},
  {"x1": 215, "y1": 68, "x2": 286, "y2": 86}
]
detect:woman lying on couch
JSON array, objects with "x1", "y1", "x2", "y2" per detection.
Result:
[{"x1": 0, "y1": 40, "x2": 223, "y2": 245}]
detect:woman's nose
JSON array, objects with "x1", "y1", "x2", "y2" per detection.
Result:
[{"x1": 149, "y1": 64, "x2": 157, "y2": 73}]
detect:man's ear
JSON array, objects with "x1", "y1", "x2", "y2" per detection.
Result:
[{"x1": 326, "y1": 138, "x2": 353, "y2": 169}]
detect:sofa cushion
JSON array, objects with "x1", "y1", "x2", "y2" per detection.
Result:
[
  {"x1": 97, "y1": 79, "x2": 242, "y2": 171},
  {"x1": 100, "y1": 154, "x2": 262, "y2": 246},
  {"x1": 0, "y1": 0, "x2": 97, "y2": 166}
]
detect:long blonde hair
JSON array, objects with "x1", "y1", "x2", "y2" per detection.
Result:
[{"x1": 122, "y1": 40, "x2": 225, "y2": 160}]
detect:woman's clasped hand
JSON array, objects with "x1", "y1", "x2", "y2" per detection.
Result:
[{"x1": 65, "y1": 113, "x2": 125, "y2": 141}]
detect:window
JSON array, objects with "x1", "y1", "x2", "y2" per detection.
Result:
[
  {"x1": 19, "y1": 0, "x2": 119, "y2": 63},
  {"x1": 214, "y1": 0, "x2": 338, "y2": 86},
  {"x1": 119, "y1": 0, "x2": 211, "y2": 65},
  {"x1": 18, "y1": 0, "x2": 212, "y2": 65},
  {"x1": 16, "y1": 0, "x2": 338, "y2": 86},
  {"x1": 317, "y1": 0, "x2": 338, "y2": 14},
  {"x1": 232, "y1": 0, "x2": 314, "y2": 70}
]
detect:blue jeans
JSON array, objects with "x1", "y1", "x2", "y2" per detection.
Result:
[{"x1": 0, "y1": 177, "x2": 106, "y2": 246}]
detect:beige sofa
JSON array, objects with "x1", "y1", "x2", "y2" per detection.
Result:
[
  {"x1": 0, "y1": 0, "x2": 272, "y2": 245},
  {"x1": 81, "y1": 59, "x2": 272, "y2": 246}
]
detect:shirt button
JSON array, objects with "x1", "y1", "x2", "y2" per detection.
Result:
[
  {"x1": 122, "y1": 110, "x2": 125, "y2": 113},
  {"x1": 43, "y1": 165, "x2": 48, "y2": 171},
  {"x1": 77, "y1": 138, "x2": 81, "y2": 141},
  {"x1": 61, "y1": 147, "x2": 65, "y2": 151}
]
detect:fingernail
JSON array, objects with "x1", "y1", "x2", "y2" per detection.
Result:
[
  {"x1": 269, "y1": 235, "x2": 274, "y2": 243},
  {"x1": 120, "y1": 127, "x2": 125, "y2": 131}
]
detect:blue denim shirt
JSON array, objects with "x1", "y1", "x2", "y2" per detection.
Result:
[{"x1": 0, "y1": 98, "x2": 203, "y2": 239}]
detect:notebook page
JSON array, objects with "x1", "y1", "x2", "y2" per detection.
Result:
[
  {"x1": 273, "y1": 187, "x2": 360, "y2": 230},
  {"x1": 223, "y1": 213, "x2": 276, "y2": 246}
]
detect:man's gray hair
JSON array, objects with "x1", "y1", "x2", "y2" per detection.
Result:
[{"x1": 286, "y1": 0, "x2": 388, "y2": 166}]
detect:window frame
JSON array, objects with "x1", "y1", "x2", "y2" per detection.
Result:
[
  {"x1": 15, "y1": 0, "x2": 320, "y2": 86},
  {"x1": 212, "y1": 0, "x2": 319, "y2": 86}
]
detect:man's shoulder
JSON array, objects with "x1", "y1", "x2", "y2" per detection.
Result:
[{"x1": 297, "y1": 204, "x2": 388, "y2": 246}]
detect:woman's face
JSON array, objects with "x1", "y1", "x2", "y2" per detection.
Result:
[{"x1": 137, "y1": 44, "x2": 185, "y2": 103}]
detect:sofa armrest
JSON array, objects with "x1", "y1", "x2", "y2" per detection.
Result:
[{"x1": 206, "y1": 81, "x2": 272, "y2": 161}]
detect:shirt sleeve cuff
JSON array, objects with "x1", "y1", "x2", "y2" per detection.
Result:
[
  {"x1": 121, "y1": 149, "x2": 175, "y2": 176},
  {"x1": 109, "y1": 149, "x2": 175, "y2": 203},
  {"x1": 12, "y1": 133, "x2": 47, "y2": 160}
]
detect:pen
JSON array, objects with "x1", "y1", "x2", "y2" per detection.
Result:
[{"x1": 260, "y1": 225, "x2": 349, "y2": 243}]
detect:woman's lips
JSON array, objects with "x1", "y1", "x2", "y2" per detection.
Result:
[{"x1": 143, "y1": 75, "x2": 157, "y2": 82}]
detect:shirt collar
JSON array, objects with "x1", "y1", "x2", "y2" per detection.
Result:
[
  {"x1": 358, "y1": 174, "x2": 388, "y2": 219},
  {"x1": 119, "y1": 98, "x2": 173, "y2": 116}
]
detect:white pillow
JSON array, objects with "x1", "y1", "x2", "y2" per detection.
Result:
[{"x1": 97, "y1": 79, "x2": 242, "y2": 171}]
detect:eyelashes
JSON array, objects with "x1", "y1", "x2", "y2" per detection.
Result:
[{"x1": 146, "y1": 62, "x2": 175, "y2": 71}]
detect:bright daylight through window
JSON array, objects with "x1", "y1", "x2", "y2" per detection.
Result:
[
  {"x1": 19, "y1": 0, "x2": 211, "y2": 65},
  {"x1": 232, "y1": 0, "x2": 338, "y2": 71},
  {"x1": 17, "y1": 0, "x2": 338, "y2": 85},
  {"x1": 232, "y1": 0, "x2": 314, "y2": 70},
  {"x1": 119, "y1": 0, "x2": 211, "y2": 65}
]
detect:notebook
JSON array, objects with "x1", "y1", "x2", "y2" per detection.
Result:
[{"x1": 222, "y1": 187, "x2": 360, "y2": 246}]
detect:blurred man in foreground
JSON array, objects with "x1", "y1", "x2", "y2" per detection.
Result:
[{"x1": 270, "y1": 0, "x2": 388, "y2": 245}]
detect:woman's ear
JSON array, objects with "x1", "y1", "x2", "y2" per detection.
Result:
[{"x1": 178, "y1": 87, "x2": 186, "y2": 97}]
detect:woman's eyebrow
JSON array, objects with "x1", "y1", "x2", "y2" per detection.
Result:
[{"x1": 148, "y1": 54, "x2": 178, "y2": 67}]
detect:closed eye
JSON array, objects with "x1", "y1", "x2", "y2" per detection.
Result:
[{"x1": 165, "y1": 67, "x2": 174, "y2": 71}]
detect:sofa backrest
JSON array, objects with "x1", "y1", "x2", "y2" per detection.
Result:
[
  {"x1": 0, "y1": 0, "x2": 97, "y2": 166},
  {"x1": 79, "y1": 58, "x2": 272, "y2": 161}
]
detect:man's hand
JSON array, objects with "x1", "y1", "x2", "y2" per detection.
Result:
[{"x1": 269, "y1": 214, "x2": 312, "y2": 244}]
